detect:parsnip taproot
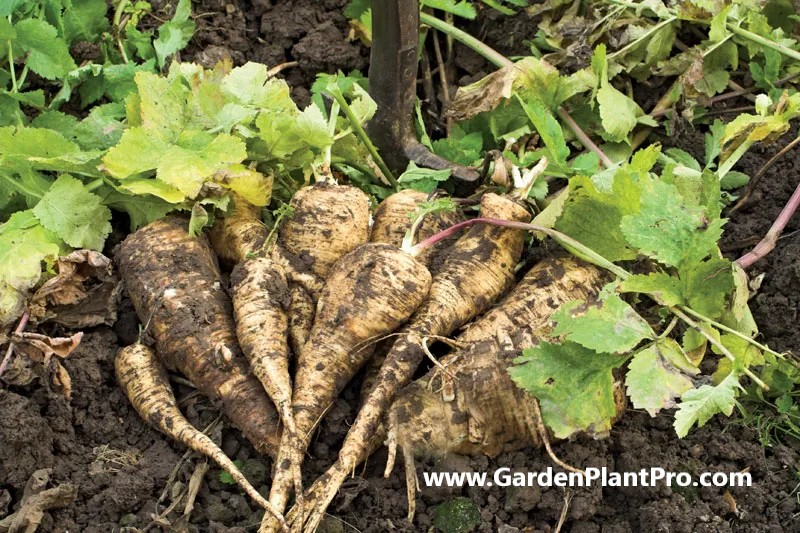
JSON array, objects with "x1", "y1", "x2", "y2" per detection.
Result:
[
  {"x1": 272, "y1": 182, "x2": 372, "y2": 363},
  {"x1": 292, "y1": 192, "x2": 530, "y2": 531},
  {"x1": 277, "y1": 182, "x2": 371, "y2": 283},
  {"x1": 208, "y1": 195, "x2": 269, "y2": 265},
  {"x1": 387, "y1": 256, "x2": 609, "y2": 520},
  {"x1": 115, "y1": 216, "x2": 280, "y2": 457},
  {"x1": 114, "y1": 343, "x2": 288, "y2": 531},
  {"x1": 369, "y1": 189, "x2": 462, "y2": 269},
  {"x1": 263, "y1": 242, "x2": 433, "y2": 527},
  {"x1": 286, "y1": 284, "x2": 314, "y2": 358}
]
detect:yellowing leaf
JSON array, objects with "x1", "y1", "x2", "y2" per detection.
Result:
[{"x1": 626, "y1": 339, "x2": 696, "y2": 416}]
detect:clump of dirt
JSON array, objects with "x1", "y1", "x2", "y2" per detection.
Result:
[
  {"x1": 181, "y1": 0, "x2": 369, "y2": 106},
  {"x1": 0, "y1": 330, "x2": 181, "y2": 531}
]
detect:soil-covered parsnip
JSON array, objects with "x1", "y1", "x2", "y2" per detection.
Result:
[
  {"x1": 369, "y1": 189, "x2": 463, "y2": 269},
  {"x1": 115, "y1": 216, "x2": 280, "y2": 457},
  {"x1": 263, "y1": 242, "x2": 433, "y2": 529},
  {"x1": 115, "y1": 343, "x2": 288, "y2": 531},
  {"x1": 293, "y1": 192, "x2": 530, "y2": 531},
  {"x1": 207, "y1": 195, "x2": 269, "y2": 265},
  {"x1": 387, "y1": 256, "x2": 609, "y2": 520},
  {"x1": 277, "y1": 182, "x2": 371, "y2": 284},
  {"x1": 286, "y1": 284, "x2": 314, "y2": 358}
]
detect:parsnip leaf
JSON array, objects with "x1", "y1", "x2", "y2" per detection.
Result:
[
  {"x1": 620, "y1": 179, "x2": 724, "y2": 268},
  {"x1": 552, "y1": 287, "x2": 655, "y2": 354},
  {"x1": 0, "y1": 211, "x2": 62, "y2": 325},
  {"x1": 674, "y1": 373, "x2": 741, "y2": 437},
  {"x1": 32, "y1": 174, "x2": 111, "y2": 250},
  {"x1": 511, "y1": 341, "x2": 625, "y2": 439},
  {"x1": 626, "y1": 339, "x2": 697, "y2": 416}
]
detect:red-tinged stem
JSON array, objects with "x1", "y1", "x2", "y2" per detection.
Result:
[
  {"x1": 736, "y1": 178, "x2": 800, "y2": 269},
  {"x1": 408, "y1": 217, "x2": 630, "y2": 279},
  {"x1": 0, "y1": 311, "x2": 30, "y2": 380}
]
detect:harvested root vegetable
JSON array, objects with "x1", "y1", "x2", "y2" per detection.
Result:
[
  {"x1": 370, "y1": 189, "x2": 462, "y2": 268},
  {"x1": 387, "y1": 255, "x2": 609, "y2": 520},
  {"x1": 115, "y1": 216, "x2": 280, "y2": 457},
  {"x1": 115, "y1": 343, "x2": 288, "y2": 531},
  {"x1": 264, "y1": 242, "x2": 433, "y2": 527},
  {"x1": 271, "y1": 182, "x2": 372, "y2": 375},
  {"x1": 277, "y1": 182, "x2": 371, "y2": 283},
  {"x1": 230, "y1": 256, "x2": 295, "y2": 440},
  {"x1": 208, "y1": 195, "x2": 268, "y2": 264},
  {"x1": 287, "y1": 284, "x2": 314, "y2": 358},
  {"x1": 293, "y1": 192, "x2": 530, "y2": 531}
]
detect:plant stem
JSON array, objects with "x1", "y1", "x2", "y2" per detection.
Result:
[
  {"x1": 727, "y1": 24, "x2": 800, "y2": 63},
  {"x1": 607, "y1": 16, "x2": 678, "y2": 62},
  {"x1": 678, "y1": 305, "x2": 782, "y2": 358},
  {"x1": 557, "y1": 107, "x2": 615, "y2": 167},
  {"x1": 7, "y1": 29, "x2": 17, "y2": 93},
  {"x1": 730, "y1": 135, "x2": 800, "y2": 214},
  {"x1": 736, "y1": 177, "x2": 800, "y2": 268},
  {"x1": 669, "y1": 306, "x2": 768, "y2": 390},
  {"x1": 419, "y1": 12, "x2": 510, "y2": 69},
  {"x1": 328, "y1": 89, "x2": 398, "y2": 189},
  {"x1": 423, "y1": 13, "x2": 615, "y2": 167},
  {"x1": 409, "y1": 217, "x2": 630, "y2": 278},
  {"x1": 0, "y1": 311, "x2": 29, "y2": 380},
  {"x1": 16, "y1": 64, "x2": 28, "y2": 88}
]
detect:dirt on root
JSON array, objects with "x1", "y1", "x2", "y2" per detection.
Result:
[{"x1": 2, "y1": 2, "x2": 800, "y2": 532}]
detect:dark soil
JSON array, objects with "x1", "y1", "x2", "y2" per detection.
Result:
[{"x1": 2, "y1": 2, "x2": 800, "y2": 533}]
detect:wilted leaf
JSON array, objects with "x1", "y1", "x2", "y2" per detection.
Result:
[{"x1": 29, "y1": 250, "x2": 119, "y2": 328}]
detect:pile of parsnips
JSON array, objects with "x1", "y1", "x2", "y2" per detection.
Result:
[{"x1": 114, "y1": 181, "x2": 614, "y2": 532}]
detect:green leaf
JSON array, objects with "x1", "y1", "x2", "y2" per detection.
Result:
[
  {"x1": 397, "y1": 161, "x2": 452, "y2": 194},
  {"x1": 620, "y1": 180, "x2": 724, "y2": 267},
  {"x1": 188, "y1": 202, "x2": 210, "y2": 237},
  {"x1": 0, "y1": 210, "x2": 62, "y2": 326},
  {"x1": 73, "y1": 102, "x2": 126, "y2": 150},
  {"x1": 30, "y1": 111, "x2": 79, "y2": 138},
  {"x1": 510, "y1": 341, "x2": 625, "y2": 439},
  {"x1": 552, "y1": 287, "x2": 655, "y2": 354},
  {"x1": 135, "y1": 71, "x2": 186, "y2": 142},
  {"x1": 157, "y1": 133, "x2": 247, "y2": 198},
  {"x1": 153, "y1": 0, "x2": 195, "y2": 67},
  {"x1": 704, "y1": 119, "x2": 725, "y2": 167},
  {"x1": 98, "y1": 187, "x2": 174, "y2": 230},
  {"x1": 432, "y1": 130, "x2": 484, "y2": 166},
  {"x1": 555, "y1": 173, "x2": 640, "y2": 262},
  {"x1": 720, "y1": 170, "x2": 749, "y2": 190},
  {"x1": 102, "y1": 127, "x2": 167, "y2": 178},
  {"x1": 421, "y1": 0, "x2": 476, "y2": 19},
  {"x1": 14, "y1": 19, "x2": 77, "y2": 80},
  {"x1": 619, "y1": 272, "x2": 684, "y2": 307},
  {"x1": 118, "y1": 179, "x2": 186, "y2": 203},
  {"x1": 681, "y1": 257, "x2": 734, "y2": 319},
  {"x1": 673, "y1": 373, "x2": 741, "y2": 437},
  {"x1": 63, "y1": 0, "x2": 109, "y2": 44},
  {"x1": 32, "y1": 174, "x2": 112, "y2": 250},
  {"x1": 597, "y1": 84, "x2": 638, "y2": 143},
  {"x1": 215, "y1": 164, "x2": 273, "y2": 206},
  {"x1": 0, "y1": 17, "x2": 16, "y2": 41},
  {"x1": 626, "y1": 339, "x2": 697, "y2": 416},
  {"x1": 0, "y1": 126, "x2": 80, "y2": 159},
  {"x1": 517, "y1": 95, "x2": 569, "y2": 167},
  {"x1": 222, "y1": 63, "x2": 295, "y2": 111},
  {"x1": 0, "y1": 0, "x2": 26, "y2": 17}
]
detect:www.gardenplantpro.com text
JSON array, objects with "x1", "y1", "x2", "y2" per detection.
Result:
[{"x1": 423, "y1": 467, "x2": 752, "y2": 489}]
